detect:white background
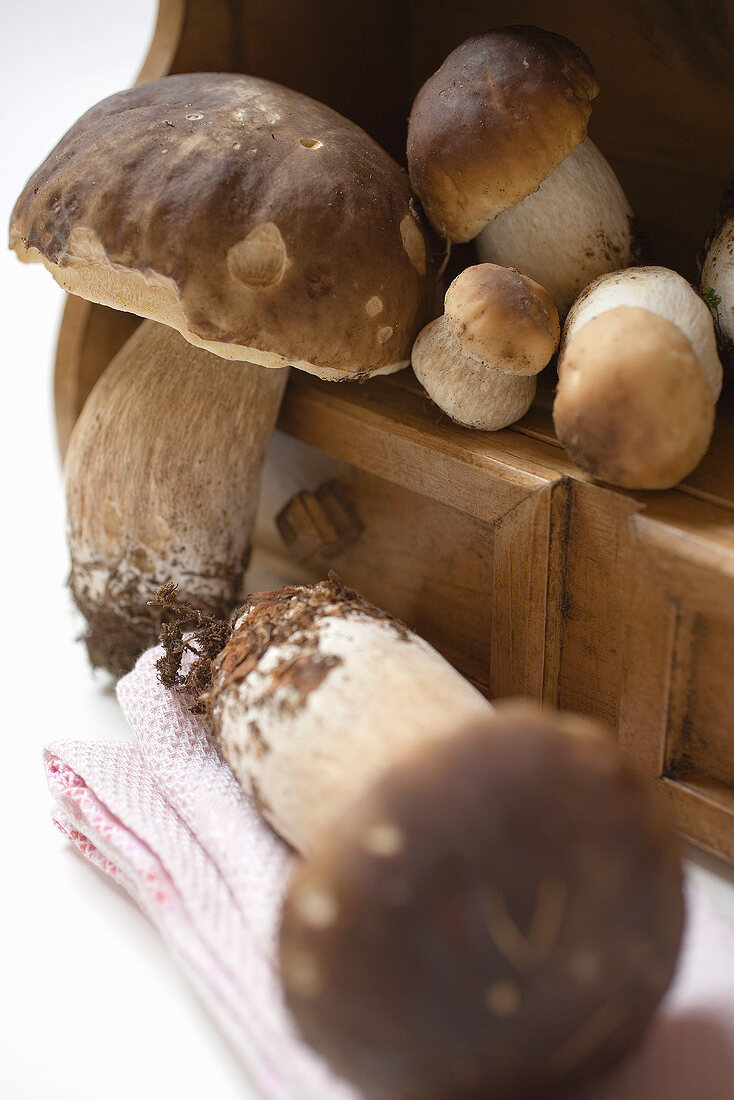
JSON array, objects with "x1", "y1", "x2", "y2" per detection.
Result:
[
  {"x1": 0, "y1": 2, "x2": 252, "y2": 1097},
  {"x1": 0, "y1": 3, "x2": 732, "y2": 1099}
]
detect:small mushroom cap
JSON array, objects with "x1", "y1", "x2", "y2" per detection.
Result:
[
  {"x1": 412, "y1": 316, "x2": 536, "y2": 430},
  {"x1": 562, "y1": 266, "x2": 723, "y2": 398},
  {"x1": 281, "y1": 706, "x2": 683, "y2": 1100},
  {"x1": 444, "y1": 263, "x2": 560, "y2": 375},
  {"x1": 9, "y1": 73, "x2": 435, "y2": 381},
  {"x1": 554, "y1": 306, "x2": 715, "y2": 490},
  {"x1": 407, "y1": 27, "x2": 598, "y2": 242}
]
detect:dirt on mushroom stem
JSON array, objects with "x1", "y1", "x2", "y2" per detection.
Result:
[{"x1": 153, "y1": 572, "x2": 411, "y2": 718}]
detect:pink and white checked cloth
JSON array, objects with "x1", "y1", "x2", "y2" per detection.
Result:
[{"x1": 44, "y1": 646, "x2": 734, "y2": 1100}]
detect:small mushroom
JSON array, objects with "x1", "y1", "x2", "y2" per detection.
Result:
[
  {"x1": 64, "y1": 321, "x2": 286, "y2": 675},
  {"x1": 407, "y1": 27, "x2": 635, "y2": 315},
  {"x1": 280, "y1": 706, "x2": 684, "y2": 1100},
  {"x1": 411, "y1": 264, "x2": 559, "y2": 430},
  {"x1": 207, "y1": 579, "x2": 683, "y2": 1098},
  {"x1": 554, "y1": 267, "x2": 722, "y2": 489},
  {"x1": 700, "y1": 177, "x2": 734, "y2": 371},
  {"x1": 10, "y1": 73, "x2": 436, "y2": 671}
]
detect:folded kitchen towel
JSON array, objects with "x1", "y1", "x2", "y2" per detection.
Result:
[{"x1": 44, "y1": 647, "x2": 734, "y2": 1100}]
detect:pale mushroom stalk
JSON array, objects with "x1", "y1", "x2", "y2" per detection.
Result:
[
  {"x1": 700, "y1": 179, "x2": 734, "y2": 370},
  {"x1": 407, "y1": 29, "x2": 635, "y2": 315},
  {"x1": 412, "y1": 316, "x2": 538, "y2": 431},
  {"x1": 65, "y1": 321, "x2": 287, "y2": 674},
  {"x1": 208, "y1": 577, "x2": 492, "y2": 853},
  {"x1": 476, "y1": 139, "x2": 635, "y2": 316},
  {"x1": 203, "y1": 577, "x2": 683, "y2": 1100},
  {"x1": 554, "y1": 267, "x2": 723, "y2": 490}
]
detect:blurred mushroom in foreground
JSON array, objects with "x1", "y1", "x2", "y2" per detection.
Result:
[
  {"x1": 412, "y1": 264, "x2": 559, "y2": 430},
  {"x1": 200, "y1": 577, "x2": 684, "y2": 1100},
  {"x1": 554, "y1": 267, "x2": 723, "y2": 489},
  {"x1": 407, "y1": 27, "x2": 636, "y2": 315}
]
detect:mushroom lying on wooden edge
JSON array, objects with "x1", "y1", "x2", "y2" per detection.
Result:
[
  {"x1": 9, "y1": 72, "x2": 436, "y2": 673},
  {"x1": 554, "y1": 266, "x2": 723, "y2": 489},
  {"x1": 700, "y1": 177, "x2": 734, "y2": 371},
  {"x1": 407, "y1": 26, "x2": 636, "y2": 315},
  {"x1": 189, "y1": 576, "x2": 684, "y2": 1100},
  {"x1": 412, "y1": 263, "x2": 559, "y2": 430}
]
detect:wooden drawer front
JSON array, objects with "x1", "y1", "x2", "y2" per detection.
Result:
[
  {"x1": 256, "y1": 378, "x2": 565, "y2": 700},
  {"x1": 553, "y1": 480, "x2": 639, "y2": 727},
  {"x1": 620, "y1": 501, "x2": 734, "y2": 861}
]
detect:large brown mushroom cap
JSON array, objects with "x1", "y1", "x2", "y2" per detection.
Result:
[
  {"x1": 407, "y1": 27, "x2": 598, "y2": 243},
  {"x1": 10, "y1": 73, "x2": 435, "y2": 380},
  {"x1": 281, "y1": 708, "x2": 684, "y2": 1100}
]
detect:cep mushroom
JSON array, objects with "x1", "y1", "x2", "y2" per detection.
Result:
[
  {"x1": 203, "y1": 578, "x2": 684, "y2": 1100},
  {"x1": 412, "y1": 264, "x2": 559, "y2": 430},
  {"x1": 9, "y1": 73, "x2": 436, "y2": 671},
  {"x1": 407, "y1": 27, "x2": 635, "y2": 315},
  {"x1": 554, "y1": 266, "x2": 723, "y2": 489},
  {"x1": 700, "y1": 178, "x2": 734, "y2": 371}
]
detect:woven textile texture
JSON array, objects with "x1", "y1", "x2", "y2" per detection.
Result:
[{"x1": 45, "y1": 647, "x2": 734, "y2": 1099}]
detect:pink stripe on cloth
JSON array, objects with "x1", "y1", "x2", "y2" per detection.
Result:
[{"x1": 44, "y1": 647, "x2": 734, "y2": 1100}]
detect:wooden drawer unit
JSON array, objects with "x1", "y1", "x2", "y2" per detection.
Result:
[
  {"x1": 52, "y1": 0, "x2": 734, "y2": 860},
  {"x1": 254, "y1": 374, "x2": 734, "y2": 862}
]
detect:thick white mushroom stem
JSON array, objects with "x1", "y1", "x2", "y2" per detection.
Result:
[
  {"x1": 477, "y1": 139, "x2": 636, "y2": 316},
  {"x1": 553, "y1": 268, "x2": 722, "y2": 489},
  {"x1": 65, "y1": 320, "x2": 288, "y2": 675},
  {"x1": 209, "y1": 578, "x2": 492, "y2": 853},
  {"x1": 411, "y1": 316, "x2": 537, "y2": 431},
  {"x1": 701, "y1": 185, "x2": 734, "y2": 370},
  {"x1": 562, "y1": 266, "x2": 723, "y2": 397}
]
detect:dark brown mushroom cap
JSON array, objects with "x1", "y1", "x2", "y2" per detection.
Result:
[
  {"x1": 280, "y1": 708, "x2": 683, "y2": 1100},
  {"x1": 407, "y1": 27, "x2": 598, "y2": 243},
  {"x1": 9, "y1": 73, "x2": 436, "y2": 380}
]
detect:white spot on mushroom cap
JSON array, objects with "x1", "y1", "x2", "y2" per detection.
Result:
[
  {"x1": 365, "y1": 295, "x2": 383, "y2": 317},
  {"x1": 294, "y1": 885, "x2": 339, "y2": 928},
  {"x1": 485, "y1": 979, "x2": 521, "y2": 1017},
  {"x1": 186, "y1": 112, "x2": 203, "y2": 121},
  {"x1": 227, "y1": 222, "x2": 288, "y2": 288},
  {"x1": 363, "y1": 822, "x2": 405, "y2": 856},
  {"x1": 377, "y1": 325, "x2": 394, "y2": 344},
  {"x1": 400, "y1": 214, "x2": 427, "y2": 276}
]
